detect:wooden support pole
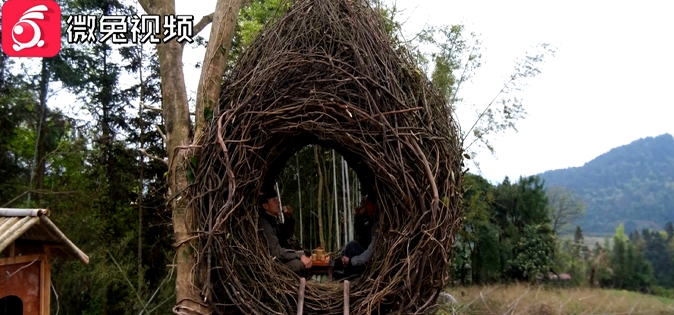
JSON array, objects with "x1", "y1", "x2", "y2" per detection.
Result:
[
  {"x1": 39, "y1": 216, "x2": 90, "y2": 264},
  {"x1": 344, "y1": 280, "x2": 350, "y2": 315},
  {"x1": 0, "y1": 208, "x2": 48, "y2": 217},
  {"x1": 297, "y1": 277, "x2": 306, "y2": 315}
]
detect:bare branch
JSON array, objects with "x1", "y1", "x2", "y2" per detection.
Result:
[
  {"x1": 155, "y1": 124, "x2": 166, "y2": 141},
  {"x1": 142, "y1": 102, "x2": 162, "y2": 112},
  {"x1": 144, "y1": 106, "x2": 196, "y2": 116},
  {"x1": 462, "y1": 76, "x2": 513, "y2": 145},
  {"x1": 1, "y1": 191, "x2": 29, "y2": 207},
  {"x1": 2, "y1": 190, "x2": 79, "y2": 207},
  {"x1": 191, "y1": 13, "x2": 215, "y2": 39},
  {"x1": 140, "y1": 148, "x2": 168, "y2": 166}
]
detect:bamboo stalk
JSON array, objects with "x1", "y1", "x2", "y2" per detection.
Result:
[
  {"x1": 341, "y1": 156, "x2": 348, "y2": 246},
  {"x1": 332, "y1": 150, "x2": 340, "y2": 250},
  {"x1": 276, "y1": 182, "x2": 285, "y2": 224},
  {"x1": 314, "y1": 146, "x2": 325, "y2": 248},
  {"x1": 297, "y1": 155, "x2": 303, "y2": 246},
  {"x1": 345, "y1": 161, "x2": 353, "y2": 240}
]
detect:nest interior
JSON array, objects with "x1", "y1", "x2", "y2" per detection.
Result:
[{"x1": 189, "y1": 0, "x2": 464, "y2": 314}]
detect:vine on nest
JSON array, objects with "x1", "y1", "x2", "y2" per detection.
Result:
[{"x1": 188, "y1": 0, "x2": 464, "y2": 314}]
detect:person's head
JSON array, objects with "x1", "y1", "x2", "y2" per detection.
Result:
[
  {"x1": 355, "y1": 195, "x2": 377, "y2": 217},
  {"x1": 363, "y1": 198, "x2": 377, "y2": 216},
  {"x1": 259, "y1": 186, "x2": 280, "y2": 216}
]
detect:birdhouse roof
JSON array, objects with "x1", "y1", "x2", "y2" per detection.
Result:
[{"x1": 0, "y1": 208, "x2": 89, "y2": 264}]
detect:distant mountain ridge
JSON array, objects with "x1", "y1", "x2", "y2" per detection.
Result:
[{"x1": 538, "y1": 133, "x2": 674, "y2": 235}]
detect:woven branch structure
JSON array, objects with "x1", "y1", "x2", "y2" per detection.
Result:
[{"x1": 189, "y1": 0, "x2": 464, "y2": 314}]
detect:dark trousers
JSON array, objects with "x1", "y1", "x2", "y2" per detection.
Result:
[
  {"x1": 344, "y1": 240, "x2": 365, "y2": 258},
  {"x1": 334, "y1": 241, "x2": 367, "y2": 278},
  {"x1": 285, "y1": 259, "x2": 305, "y2": 275}
]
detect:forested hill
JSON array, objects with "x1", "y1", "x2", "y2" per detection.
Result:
[{"x1": 539, "y1": 133, "x2": 674, "y2": 235}]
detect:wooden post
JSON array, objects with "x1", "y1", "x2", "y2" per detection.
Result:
[
  {"x1": 41, "y1": 257, "x2": 51, "y2": 315},
  {"x1": 297, "y1": 277, "x2": 306, "y2": 315},
  {"x1": 343, "y1": 280, "x2": 350, "y2": 315}
]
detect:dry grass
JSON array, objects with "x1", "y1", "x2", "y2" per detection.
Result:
[{"x1": 435, "y1": 284, "x2": 674, "y2": 315}]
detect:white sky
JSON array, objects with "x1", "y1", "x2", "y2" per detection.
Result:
[
  {"x1": 55, "y1": 0, "x2": 674, "y2": 184},
  {"x1": 385, "y1": 0, "x2": 674, "y2": 183}
]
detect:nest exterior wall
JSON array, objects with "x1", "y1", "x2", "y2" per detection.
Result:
[{"x1": 189, "y1": 0, "x2": 464, "y2": 314}]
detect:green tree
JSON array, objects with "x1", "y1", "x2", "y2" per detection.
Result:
[
  {"x1": 609, "y1": 224, "x2": 654, "y2": 292},
  {"x1": 547, "y1": 185, "x2": 586, "y2": 234},
  {"x1": 0, "y1": 49, "x2": 36, "y2": 205},
  {"x1": 227, "y1": 0, "x2": 293, "y2": 73},
  {"x1": 5, "y1": 1, "x2": 176, "y2": 313},
  {"x1": 511, "y1": 223, "x2": 556, "y2": 282},
  {"x1": 491, "y1": 175, "x2": 554, "y2": 281},
  {"x1": 574, "y1": 225, "x2": 584, "y2": 243},
  {"x1": 640, "y1": 228, "x2": 674, "y2": 289},
  {"x1": 665, "y1": 221, "x2": 674, "y2": 240},
  {"x1": 451, "y1": 173, "x2": 501, "y2": 284}
]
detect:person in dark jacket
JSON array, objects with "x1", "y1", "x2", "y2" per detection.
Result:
[
  {"x1": 258, "y1": 186, "x2": 312, "y2": 274},
  {"x1": 335, "y1": 196, "x2": 379, "y2": 278}
]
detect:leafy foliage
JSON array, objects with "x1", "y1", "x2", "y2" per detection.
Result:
[
  {"x1": 0, "y1": 0, "x2": 174, "y2": 313},
  {"x1": 510, "y1": 223, "x2": 556, "y2": 281},
  {"x1": 451, "y1": 174, "x2": 556, "y2": 284},
  {"x1": 453, "y1": 172, "x2": 673, "y2": 296}
]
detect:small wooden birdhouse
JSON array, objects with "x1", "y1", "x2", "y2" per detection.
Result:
[{"x1": 0, "y1": 208, "x2": 89, "y2": 315}]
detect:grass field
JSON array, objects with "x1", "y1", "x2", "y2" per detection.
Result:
[{"x1": 435, "y1": 284, "x2": 674, "y2": 315}]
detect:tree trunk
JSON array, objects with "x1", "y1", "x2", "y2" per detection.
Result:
[
  {"x1": 156, "y1": 38, "x2": 200, "y2": 314},
  {"x1": 29, "y1": 58, "x2": 50, "y2": 205},
  {"x1": 138, "y1": 0, "x2": 245, "y2": 313},
  {"x1": 314, "y1": 146, "x2": 325, "y2": 248},
  {"x1": 137, "y1": 46, "x2": 146, "y2": 289},
  {"x1": 100, "y1": 46, "x2": 114, "y2": 223},
  {"x1": 194, "y1": 0, "x2": 244, "y2": 141}
]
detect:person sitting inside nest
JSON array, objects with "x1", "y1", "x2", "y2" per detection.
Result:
[
  {"x1": 258, "y1": 186, "x2": 312, "y2": 275},
  {"x1": 334, "y1": 195, "x2": 380, "y2": 279},
  {"x1": 280, "y1": 205, "x2": 303, "y2": 250}
]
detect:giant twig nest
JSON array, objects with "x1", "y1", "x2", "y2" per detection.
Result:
[{"x1": 189, "y1": 0, "x2": 463, "y2": 314}]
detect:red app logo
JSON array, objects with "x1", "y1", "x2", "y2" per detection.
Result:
[{"x1": 2, "y1": 0, "x2": 61, "y2": 57}]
